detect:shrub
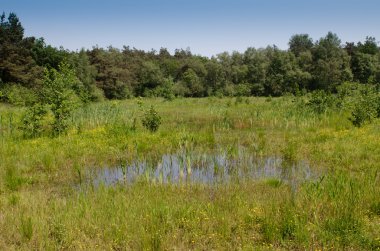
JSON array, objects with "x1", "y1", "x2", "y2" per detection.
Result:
[
  {"x1": 152, "y1": 77, "x2": 175, "y2": 101},
  {"x1": 350, "y1": 86, "x2": 378, "y2": 127},
  {"x1": 21, "y1": 103, "x2": 48, "y2": 138},
  {"x1": 142, "y1": 105, "x2": 161, "y2": 132},
  {"x1": 41, "y1": 62, "x2": 81, "y2": 135},
  {"x1": 350, "y1": 100, "x2": 377, "y2": 127},
  {"x1": 89, "y1": 87, "x2": 105, "y2": 102},
  {"x1": 307, "y1": 90, "x2": 336, "y2": 114},
  {"x1": 172, "y1": 82, "x2": 190, "y2": 97},
  {"x1": 2, "y1": 84, "x2": 37, "y2": 106},
  {"x1": 235, "y1": 83, "x2": 251, "y2": 96}
]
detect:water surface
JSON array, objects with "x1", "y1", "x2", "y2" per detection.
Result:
[{"x1": 85, "y1": 152, "x2": 318, "y2": 187}]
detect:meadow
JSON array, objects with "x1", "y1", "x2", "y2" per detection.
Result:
[{"x1": 0, "y1": 96, "x2": 379, "y2": 250}]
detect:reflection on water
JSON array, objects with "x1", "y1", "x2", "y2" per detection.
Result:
[{"x1": 86, "y1": 152, "x2": 319, "y2": 187}]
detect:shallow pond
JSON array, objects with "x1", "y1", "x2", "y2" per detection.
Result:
[{"x1": 85, "y1": 152, "x2": 319, "y2": 187}]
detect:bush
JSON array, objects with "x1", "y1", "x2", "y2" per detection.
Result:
[
  {"x1": 142, "y1": 105, "x2": 161, "y2": 132},
  {"x1": 89, "y1": 86, "x2": 105, "y2": 102},
  {"x1": 350, "y1": 101, "x2": 377, "y2": 127},
  {"x1": 307, "y1": 90, "x2": 336, "y2": 114},
  {"x1": 172, "y1": 82, "x2": 190, "y2": 97},
  {"x1": 42, "y1": 62, "x2": 81, "y2": 135},
  {"x1": 235, "y1": 83, "x2": 251, "y2": 96},
  {"x1": 2, "y1": 84, "x2": 37, "y2": 106},
  {"x1": 152, "y1": 78, "x2": 175, "y2": 101},
  {"x1": 21, "y1": 104, "x2": 48, "y2": 138},
  {"x1": 350, "y1": 86, "x2": 378, "y2": 127}
]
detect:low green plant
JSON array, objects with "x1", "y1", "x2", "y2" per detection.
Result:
[
  {"x1": 20, "y1": 216, "x2": 33, "y2": 241},
  {"x1": 4, "y1": 167, "x2": 24, "y2": 191},
  {"x1": 266, "y1": 178, "x2": 282, "y2": 188},
  {"x1": 142, "y1": 105, "x2": 161, "y2": 132},
  {"x1": 49, "y1": 218, "x2": 66, "y2": 246},
  {"x1": 234, "y1": 96, "x2": 243, "y2": 105},
  {"x1": 281, "y1": 141, "x2": 297, "y2": 167},
  {"x1": 261, "y1": 201, "x2": 305, "y2": 244},
  {"x1": 370, "y1": 201, "x2": 380, "y2": 216},
  {"x1": 8, "y1": 194, "x2": 20, "y2": 206}
]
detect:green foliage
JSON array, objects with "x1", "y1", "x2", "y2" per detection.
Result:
[
  {"x1": 288, "y1": 34, "x2": 313, "y2": 56},
  {"x1": 357, "y1": 36, "x2": 378, "y2": 55},
  {"x1": 235, "y1": 83, "x2": 251, "y2": 96},
  {"x1": 142, "y1": 105, "x2": 162, "y2": 132},
  {"x1": 264, "y1": 47, "x2": 308, "y2": 96},
  {"x1": 351, "y1": 52, "x2": 378, "y2": 84},
  {"x1": 1, "y1": 84, "x2": 37, "y2": 106},
  {"x1": 21, "y1": 103, "x2": 47, "y2": 138},
  {"x1": 68, "y1": 49, "x2": 99, "y2": 102},
  {"x1": 307, "y1": 90, "x2": 336, "y2": 114},
  {"x1": 138, "y1": 61, "x2": 164, "y2": 96},
  {"x1": 312, "y1": 32, "x2": 353, "y2": 91},
  {"x1": 41, "y1": 62, "x2": 81, "y2": 135},
  {"x1": 1, "y1": 13, "x2": 379, "y2": 102},
  {"x1": 31, "y1": 38, "x2": 69, "y2": 69},
  {"x1": 89, "y1": 47, "x2": 131, "y2": 99},
  {"x1": 0, "y1": 12, "x2": 42, "y2": 87},
  {"x1": 181, "y1": 68, "x2": 204, "y2": 97},
  {"x1": 349, "y1": 86, "x2": 379, "y2": 127}
]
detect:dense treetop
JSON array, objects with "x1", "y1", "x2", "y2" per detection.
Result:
[{"x1": 1, "y1": 12, "x2": 379, "y2": 104}]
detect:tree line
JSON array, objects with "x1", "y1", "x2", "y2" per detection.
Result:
[{"x1": 1, "y1": 12, "x2": 380, "y2": 105}]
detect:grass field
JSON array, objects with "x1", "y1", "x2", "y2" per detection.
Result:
[{"x1": 0, "y1": 97, "x2": 379, "y2": 250}]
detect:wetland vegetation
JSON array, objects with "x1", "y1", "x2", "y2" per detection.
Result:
[
  {"x1": 0, "y1": 12, "x2": 380, "y2": 250},
  {"x1": 1, "y1": 96, "x2": 380, "y2": 250}
]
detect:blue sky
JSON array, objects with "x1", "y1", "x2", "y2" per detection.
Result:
[{"x1": 2, "y1": 0, "x2": 380, "y2": 57}]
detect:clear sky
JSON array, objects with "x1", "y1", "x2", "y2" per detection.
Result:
[{"x1": 2, "y1": 0, "x2": 380, "y2": 57}]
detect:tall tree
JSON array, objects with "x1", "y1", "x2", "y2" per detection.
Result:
[
  {"x1": 289, "y1": 34, "x2": 313, "y2": 56},
  {"x1": 243, "y1": 48, "x2": 268, "y2": 95},
  {"x1": 357, "y1": 36, "x2": 378, "y2": 55},
  {"x1": 265, "y1": 46, "x2": 308, "y2": 95},
  {"x1": 31, "y1": 38, "x2": 69, "y2": 69},
  {"x1": 68, "y1": 49, "x2": 101, "y2": 101},
  {"x1": 0, "y1": 12, "x2": 42, "y2": 87},
  {"x1": 311, "y1": 32, "x2": 352, "y2": 91}
]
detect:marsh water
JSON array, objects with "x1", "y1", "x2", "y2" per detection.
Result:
[{"x1": 85, "y1": 151, "x2": 319, "y2": 187}]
